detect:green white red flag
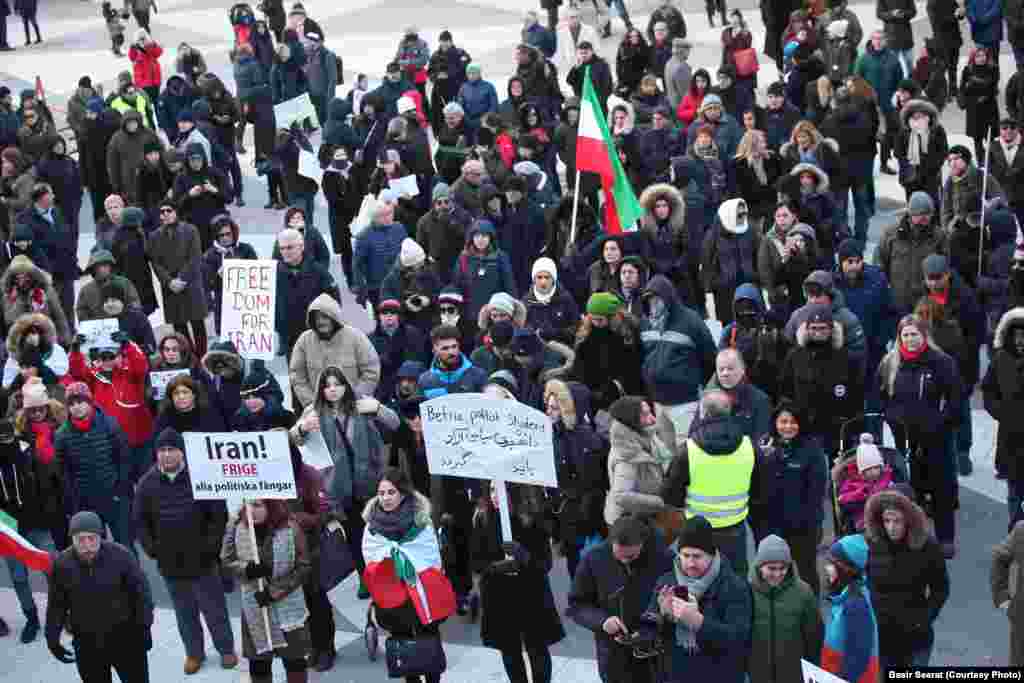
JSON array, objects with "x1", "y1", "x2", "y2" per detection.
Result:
[
  {"x1": 0, "y1": 510, "x2": 52, "y2": 573},
  {"x1": 575, "y1": 66, "x2": 642, "y2": 234}
]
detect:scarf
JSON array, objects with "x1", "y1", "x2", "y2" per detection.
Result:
[
  {"x1": 320, "y1": 408, "x2": 381, "y2": 509},
  {"x1": 907, "y1": 119, "x2": 930, "y2": 167},
  {"x1": 367, "y1": 495, "x2": 417, "y2": 541},
  {"x1": 533, "y1": 285, "x2": 555, "y2": 304},
  {"x1": 693, "y1": 141, "x2": 718, "y2": 160},
  {"x1": 30, "y1": 421, "x2": 55, "y2": 465},
  {"x1": 232, "y1": 520, "x2": 309, "y2": 654},
  {"x1": 748, "y1": 155, "x2": 767, "y2": 185},
  {"x1": 671, "y1": 551, "x2": 722, "y2": 652},
  {"x1": 928, "y1": 287, "x2": 949, "y2": 306},
  {"x1": 70, "y1": 412, "x2": 94, "y2": 433},
  {"x1": 898, "y1": 340, "x2": 925, "y2": 362}
]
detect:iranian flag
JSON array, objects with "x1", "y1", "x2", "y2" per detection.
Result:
[
  {"x1": 0, "y1": 511, "x2": 52, "y2": 573},
  {"x1": 575, "y1": 66, "x2": 643, "y2": 234}
]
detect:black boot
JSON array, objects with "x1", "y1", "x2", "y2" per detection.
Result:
[
  {"x1": 706, "y1": 8, "x2": 715, "y2": 25},
  {"x1": 0, "y1": 617, "x2": 9, "y2": 637},
  {"x1": 20, "y1": 610, "x2": 38, "y2": 644}
]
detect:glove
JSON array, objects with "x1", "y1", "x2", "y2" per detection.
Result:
[
  {"x1": 111, "y1": 331, "x2": 131, "y2": 346},
  {"x1": 48, "y1": 638, "x2": 75, "y2": 664},
  {"x1": 71, "y1": 333, "x2": 86, "y2": 350},
  {"x1": 254, "y1": 588, "x2": 273, "y2": 607},
  {"x1": 169, "y1": 278, "x2": 187, "y2": 293},
  {"x1": 705, "y1": 293, "x2": 717, "y2": 322},
  {"x1": 356, "y1": 397, "x2": 380, "y2": 415},
  {"x1": 487, "y1": 558, "x2": 520, "y2": 575},
  {"x1": 501, "y1": 540, "x2": 530, "y2": 566},
  {"x1": 143, "y1": 627, "x2": 153, "y2": 651},
  {"x1": 244, "y1": 561, "x2": 272, "y2": 580}
]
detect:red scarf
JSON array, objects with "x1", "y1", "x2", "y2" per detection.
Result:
[
  {"x1": 30, "y1": 421, "x2": 55, "y2": 465},
  {"x1": 70, "y1": 411, "x2": 94, "y2": 433},
  {"x1": 898, "y1": 340, "x2": 926, "y2": 362},
  {"x1": 928, "y1": 288, "x2": 949, "y2": 306}
]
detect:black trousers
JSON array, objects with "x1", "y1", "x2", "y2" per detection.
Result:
[
  {"x1": 303, "y1": 569, "x2": 336, "y2": 654},
  {"x1": 0, "y1": 11, "x2": 9, "y2": 47},
  {"x1": 132, "y1": 10, "x2": 150, "y2": 32},
  {"x1": 22, "y1": 14, "x2": 41, "y2": 43},
  {"x1": 74, "y1": 634, "x2": 149, "y2": 683}
]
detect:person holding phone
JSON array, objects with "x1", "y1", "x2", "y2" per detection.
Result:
[{"x1": 645, "y1": 516, "x2": 752, "y2": 683}]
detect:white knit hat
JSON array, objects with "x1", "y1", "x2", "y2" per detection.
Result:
[
  {"x1": 856, "y1": 433, "x2": 884, "y2": 473},
  {"x1": 399, "y1": 238, "x2": 426, "y2": 268},
  {"x1": 21, "y1": 377, "x2": 48, "y2": 410},
  {"x1": 531, "y1": 257, "x2": 557, "y2": 283}
]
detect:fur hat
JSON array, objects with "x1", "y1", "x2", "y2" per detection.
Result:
[{"x1": 21, "y1": 377, "x2": 48, "y2": 409}]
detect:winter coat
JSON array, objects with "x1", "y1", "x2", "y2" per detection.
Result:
[
  {"x1": 822, "y1": 553, "x2": 880, "y2": 683},
  {"x1": 0, "y1": 256, "x2": 72, "y2": 345},
  {"x1": 288, "y1": 294, "x2": 380, "y2": 408},
  {"x1": 270, "y1": 41, "x2": 309, "y2": 103},
  {"x1": 719, "y1": 285, "x2": 792, "y2": 401},
  {"x1": 647, "y1": 554, "x2": 753, "y2": 683},
  {"x1": 353, "y1": 222, "x2": 407, "y2": 294},
  {"x1": 14, "y1": 204, "x2": 79, "y2": 285},
  {"x1": 991, "y1": 520, "x2": 1024, "y2": 665},
  {"x1": 3, "y1": 312, "x2": 69, "y2": 396},
  {"x1": 638, "y1": 183, "x2": 692, "y2": 289},
  {"x1": 172, "y1": 145, "x2": 229, "y2": 233},
  {"x1": 472, "y1": 505, "x2": 565, "y2": 650},
  {"x1": 749, "y1": 562, "x2": 824, "y2": 683},
  {"x1": 984, "y1": 309, "x2": 1024, "y2": 481},
  {"x1": 77, "y1": 258, "x2": 141, "y2": 323},
  {"x1": 157, "y1": 77, "x2": 197, "y2": 139},
  {"x1": 701, "y1": 202, "x2": 762, "y2": 300},
  {"x1": 877, "y1": 0, "x2": 917, "y2": 49},
  {"x1": 733, "y1": 153, "x2": 785, "y2": 221},
  {"x1": 604, "y1": 417, "x2": 666, "y2": 525},
  {"x1": 894, "y1": 100, "x2": 950, "y2": 195},
  {"x1": 134, "y1": 464, "x2": 228, "y2": 578},
  {"x1": 145, "y1": 220, "x2": 209, "y2": 325},
  {"x1": 110, "y1": 224, "x2": 159, "y2": 315},
  {"x1": 202, "y1": 238, "x2": 258, "y2": 322},
  {"x1": 617, "y1": 40, "x2": 652, "y2": 96},
  {"x1": 750, "y1": 427, "x2": 827, "y2": 537},
  {"x1": 784, "y1": 289, "x2": 868, "y2": 365},
  {"x1": 854, "y1": 43, "x2": 903, "y2": 115},
  {"x1": 571, "y1": 318, "x2": 644, "y2": 411},
  {"x1": 961, "y1": 61, "x2": 1000, "y2": 140},
  {"x1": 786, "y1": 58, "x2": 827, "y2": 114},
  {"x1": 275, "y1": 256, "x2": 339, "y2": 353},
  {"x1": 877, "y1": 343, "x2": 961, "y2": 442},
  {"x1": 456, "y1": 79, "x2": 499, "y2": 130},
  {"x1": 545, "y1": 381, "x2": 606, "y2": 539},
  {"x1": 989, "y1": 135, "x2": 1024, "y2": 207},
  {"x1": 929, "y1": 0, "x2": 964, "y2": 50},
  {"x1": 68, "y1": 343, "x2": 153, "y2": 449},
  {"x1": 703, "y1": 376, "x2": 773, "y2": 445},
  {"x1": 640, "y1": 274, "x2": 717, "y2": 405},
  {"x1": 637, "y1": 126, "x2": 684, "y2": 189},
  {"x1": 55, "y1": 407, "x2": 132, "y2": 512},
  {"x1": 454, "y1": 247, "x2": 517, "y2": 332},
  {"x1": 875, "y1": 214, "x2": 946, "y2": 314},
  {"x1": 33, "y1": 147, "x2": 83, "y2": 235},
  {"x1": 129, "y1": 42, "x2": 164, "y2": 89},
  {"x1": 369, "y1": 323, "x2": 429, "y2": 402},
  {"x1": 864, "y1": 490, "x2": 949, "y2": 661},
  {"x1": 967, "y1": 0, "x2": 1004, "y2": 47},
  {"x1": 760, "y1": 103, "x2": 801, "y2": 151},
  {"x1": 105, "y1": 111, "x2": 161, "y2": 203},
  {"x1": 567, "y1": 57, "x2": 614, "y2": 110},
  {"x1": 834, "y1": 265, "x2": 894, "y2": 367}
]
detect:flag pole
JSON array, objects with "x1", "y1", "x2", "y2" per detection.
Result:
[
  {"x1": 979, "y1": 130, "x2": 993, "y2": 282},
  {"x1": 569, "y1": 169, "x2": 581, "y2": 246},
  {"x1": 245, "y1": 500, "x2": 274, "y2": 647}
]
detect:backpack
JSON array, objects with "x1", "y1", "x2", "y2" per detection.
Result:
[{"x1": 732, "y1": 48, "x2": 760, "y2": 78}]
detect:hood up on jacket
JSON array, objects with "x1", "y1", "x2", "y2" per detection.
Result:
[
  {"x1": 718, "y1": 197, "x2": 749, "y2": 235},
  {"x1": 900, "y1": 98, "x2": 940, "y2": 129},
  {"x1": 6, "y1": 312, "x2": 58, "y2": 356},
  {"x1": 639, "y1": 182, "x2": 686, "y2": 236},
  {"x1": 201, "y1": 339, "x2": 243, "y2": 375},
  {"x1": 994, "y1": 307, "x2": 1024, "y2": 350},
  {"x1": 789, "y1": 162, "x2": 830, "y2": 194},
  {"x1": 795, "y1": 319, "x2": 844, "y2": 348},
  {"x1": 733, "y1": 282, "x2": 765, "y2": 314},
  {"x1": 305, "y1": 293, "x2": 345, "y2": 337},
  {"x1": 641, "y1": 274, "x2": 682, "y2": 319},
  {"x1": 863, "y1": 488, "x2": 931, "y2": 550},
  {"x1": 1, "y1": 255, "x2": 53, "y2": 292},
  {"x1": 120, "y1": 109, "x2": 145, "y2": 133},
  {"x1": 184, "y1": 141, "x2": 209, "y2": 172}
]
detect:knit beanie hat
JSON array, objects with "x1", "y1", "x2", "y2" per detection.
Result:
[
  {"x1": 176, "y1": 108, "x2": 194, "y2": 123},
  {"x1": 609, "y1": 396, "x2": 647, "y2": 433},
  {"x1": 836, "y1": 239, "x2": 863, "y2": 262},
  {"x1": 155, "y1": 427, "x2": 186, "y2": 453},
  {"x1": 855, "y1": 433, "x2": 884, "y2": 472},
  {"x1": 488, "y1": 292, "x2": 517, "y2": 318},
  {"x1": 678, "y1": 516, "x2": 716, "y2": 555},
  {"x1": 438, "y1": 286, "x2": 463, "y2": 305},
  {"x1": 65, "y1": 382, "x2": 93, "y2": 404},
  {"x1": 755, "y1": 534, "x2": 792, "y2": 567},
  {"x1": 908, "y1": 191, "x2": 935, "y2": 216},
  {"x1": 830, "y1": 534, "x2": 868, "y2": 572},
  {"x1": 21, "y1": 377, "x2": 48, "y2": 409},
  {"x1": 432, "y1": 182, "x2": 451, "y2": 202},
  {"x1": 439, "y1": 30, "x2": 453, "y2": 42},
  {"x1": 531, "y1": 257, "x2": 557, "y2": 282},
  {"x1": 399, "y1": 238, "x2": 426, "y2": 268},
  {"x1": 586, "y1": 292, "x2": 623, "y2": 317},
  {"x1": 143, "y1": 141, "x2": 163, "y2": 155},
  {"x1": 466, "y1": 63, "x2": 482, "y2": 75},
  {"x1": 69, "y1": 511, "x2": 104, "y2": 538}
]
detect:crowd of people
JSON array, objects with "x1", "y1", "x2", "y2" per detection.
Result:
[{"x1": 3, "y1": 0, "x2": 1024, "y2": 680}]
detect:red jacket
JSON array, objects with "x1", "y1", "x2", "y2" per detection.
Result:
[
  {"x1": 69, "y1": 343, "x2": 154, "y2": 447},
  {"x1": 129, "y1": 43, "x2": 164, "y2": 89},
  {"x1": 677, "y1": 91, "x2": 703, "y2": 127}
]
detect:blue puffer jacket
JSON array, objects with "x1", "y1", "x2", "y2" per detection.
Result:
[
  {"x1": 157, "y1": 77, "x2": 197, "y2": 140},
  {"x1": 418, "y1": 354, "x2": 488, "y2": 398},
  {"x1": 833, "y1": 264, "x2": 895, "y2": 366},
  {"x1": 323, "y1": 98, "x2": 362, "y2": 150},
  {"x1": 55, "y1": 408, "x2": 131, "y2": 513},
  {"x1": 0, "y1": 106, "x2": 19, "y2": 148},
  {"x1": 457, "y1": 79, "x2": 499, "y2": 128},
  {"x1": 354, "y1": 221, "x2": 408, "y2": 293},
  {"x1": 234, "y1": 55, "x2": 272, "y2": 104},
  {"x1": 639, "y1": 274, "x2": 717, "y2": 404}
]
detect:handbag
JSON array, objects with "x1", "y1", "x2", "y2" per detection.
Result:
[
  {"x1": 319, "y1": 523, "x2": 355, "y2": 593},
  {"x1": 384, "y1": 632, "x2": 447, "y2": 678}
]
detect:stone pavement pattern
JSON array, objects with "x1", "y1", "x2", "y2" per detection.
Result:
[{"x1": 0, "y1": 0, "x2": 1018, "y2": 679}]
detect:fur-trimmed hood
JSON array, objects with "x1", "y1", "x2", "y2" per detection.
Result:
[
  {"x1": 779, "y1": 128, "x2": 839, "y2": 161},
  {"x1": 994, "y1": 307, "x2": 1024, "y2": 350},
  {"x1": 201, "y1": 340, "x2": 243, "y2": 375},
  {"x1": 538, "y1": 340, "x2": 575, "y2": 384},
  {"x1": 789, "y1": 162, "x2": 830, "y2": 193},
  {"x1": 1, "y1": 255, "x2": 52, "y2": 292},
  {"x1": 863, "y1": 489, "x2": 931, "y2": 550},
  {"x1": 795, "y1": 319, "x2": 843, "y2": 348},
  {"x1": 6, "y1": 312, "x2": 57, "y2": 355},
  {"x1": 544, "y1": 378, "x2": 580, "y2": 430},
  {"x1": 639, "y1": 183, "x2": 686, "y2": 237},
  {"x1": 476, "y1": 297, "x2": 528, "y2": 331},
  {"x1": 900, "y1": 98, "x2": 940, "y2": 128},
  {"x1": 608, "y1": 418, "x2": 656, "y2": 462},
  {"x1": 361, "y1": 490, "x2": 432, "y2": 525}
]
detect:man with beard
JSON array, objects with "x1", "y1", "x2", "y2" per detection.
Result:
[
  {"x1": 989, "y1": 119, "x2": 1024, "y2": 228},
  {"x1": 106, "y1": 109, "x2": 161, "y2": 205},
  {"x1": 76, "y1": 249, "x2": 141, "y2": 322},
  {"x1": 941, "y1": 145, "x2": 1006, "y2": 288},
  {"x1": 416, "y1": 183, "x2": 472, "y2": 283},
  {"x1": 833, "y1": 239, "x2": 894, "y2": 380},
  {"x1": 45, "y1": 511, "x2": 153, "y2": 679},
  {"x1": 876, "y1": 192, "x2": 946, "y2": 316},
  {"x1": 386, "y1": 360, "x2": 426, "y2": 413}
]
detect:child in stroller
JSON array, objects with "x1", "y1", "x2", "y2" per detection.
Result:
[{"x1": 835, "y1": 434, "x2": 896, "y2": 531}]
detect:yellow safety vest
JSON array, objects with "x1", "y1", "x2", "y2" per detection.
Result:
[
  {"x1": 110, "y1": 95, "x2": 152, "y2": 129},
  {"x1": 684, "y1": 436, "x2": 754, "y2": 528}
]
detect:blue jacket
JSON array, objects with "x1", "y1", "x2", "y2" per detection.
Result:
[
  {"x1": 854, "y1": 44, "x2": 902, "y2": 114},
  {"x1": 0, "y1": 105, "x2": 19, "y2": 149},
  {"x1": 234, "y1": 56, "x2": 272, "y2": 104},
  {"x1": 55, "y1": 408, "x2": 131, "y2": 513},
  {"x1": 822, "y1": 536, "x2": 880, "y2": 683},
  {"x1": 761, "y1": 102, "x2": 801, "y2": 150},
  {"x1": 369, "y1": 323, "x2": 431, "y2": 401},
  {"x1": 353, "y1": 221, "x2": 407, "y2": 293},
  {"x1": 418, "y1": 354, "x2": 488, "y2": 398},
  {"x1": 685, "y1": 111, "x2": 742, "y2": 159},
  {"x1": 639, "y1": 274, "x2": 717, "y2": 404},
  {"x1": 457, "y1": 79, "x2": 499, "y2": 128},
  {"x1": 967, "y1": 0, "x2": 1004, "y2": 46},
  {"x1": 323, "y1": 98, "x2": 362, "y2": 151},
  {"x1": 751, "y1": 426, "x2": 828, "y2": 535},
  {"x1": 15, "y1": 205, "x2": 80, "y2": 283},
  {"x1": 832, "y1": 264, "x2": 895, "y2": 365},
  {"x1": 647, "y1": 556, "x2": 753, "y2": 683},
  {"x1": 524, "y1": 23, "x2": 557, "y2": 59},
  {"x1": 270, "y1": 41, "x2": 308, "y2": 103}
]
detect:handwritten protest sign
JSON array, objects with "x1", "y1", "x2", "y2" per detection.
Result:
[
  {"x1": 297, "y1": 150, "x2": 323, "y2": 184},
  {"x1": 421, "y1": 394, "x2": 556, "y2": 487},
  {"x1": 220, "y1": 260, "x2": 277, "y2": 360},
  {"x1": 802, "y1": 660, "x2": 846, "y2": 683},
  {"x1": 183, "y1": 431, "x2": 295, "y2": 502},
  {"x1": 388, "y1": 174, "x2": 419, "y2": 197},
  {"x1": 273, "y1": 92, "x2": 319, "y2": 130},
  {"x1": 79, "y1": 318, "x2": 120, "y2": 355},
  {"x1": 150, "y1": 369, "x2": 190, "y2": 401}
]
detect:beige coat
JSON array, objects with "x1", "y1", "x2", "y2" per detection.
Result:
[
  {"x1": 992, "y1": 521, "x2": 1024, "y2": 666},
  {"x1": 604, "y1": 418, "x2": 666, "y2": 526},
  {"x1": 288, "y1": 294, "x2": 381, "y2": 408}
]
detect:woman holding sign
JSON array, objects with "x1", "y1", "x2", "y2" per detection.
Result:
[{"x1": 221, "y1": 498, "x2": 313, "y2": 683}]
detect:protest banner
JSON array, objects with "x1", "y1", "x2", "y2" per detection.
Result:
[
  {"x1": 79, "y1": 318, "x2": 120, "y2": 355},
  {"x1": 421, "y1": 393, "x2": 555, "y2": 541},
  {"x1": 150, "y1": 369, "x2": 190, "y2": 401},
  {"x1": 273, "y1": 92, "x2": 319, "y2": 130},
  {"x1": 220, "y1": 259, "x2": 277, "y2": 360},
  {"x1": 183, "y1": 431, "x2": 296, "y2": 501},
  {"x1": 802, "y1": 660, "x2": 846, "y2": 683},
  {"x1": 388, "y1": 174, "x2": 419, "y2": 197},
  {"x1": 297, "y1": 149, "x2": 323, "y2": 184},
  {"x1": 298, "y1": 429, "x2": 334, "y2": 471}
]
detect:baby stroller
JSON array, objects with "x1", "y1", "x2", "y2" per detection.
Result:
[{"x1": 830, "y1": 413, "x2": 910, "y2": 536}]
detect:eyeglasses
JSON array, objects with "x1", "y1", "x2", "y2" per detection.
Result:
[
  {"x1": 159, "y1": 207, "x2": 175, "y2": 214},
  {"x1": 434, "y1": 199, "x2": 451, "y2": 206}
]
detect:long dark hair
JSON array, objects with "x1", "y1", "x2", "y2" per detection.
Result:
[
  {"x1": 317, "y1": 366, "x2": 355, "y2": 413},
  {"x1": 378, "y1": 466, "x2": 413, "y2": 498},
  {"x1": 239, "y1": 499, "x2": 291, "y2": 529}
]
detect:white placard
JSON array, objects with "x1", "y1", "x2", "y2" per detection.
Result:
[
  {"x1": 420, "y1": 393, "x2": 556, "y2": 487},
  {"x1": 802, "y1": 660, "x2": 847, "y2": 683},
  {"x1": 79, "y1": 318, "x2": 120, "y2": 354},
  {"x1": 183, "y1": 431, "x2": 296, "y2": 501},
  {"x1": 297, "y1": 150, "x2": 323, "y2": 183},
  {"x1": 298, "y1": 428, "x2": 334, "y2": 471},
  {"x1": 150, "y1": 369, "x2": 190, "y2": 400},
  {"x1": 220, "y1": 260, "x2": 277, "y2": 360},
  {"x1": 388, "y1": 174, "x2": 419, "y2": 198},
  {"x1": 273, "y1": 92, "x2": 319, "y2": 130}
]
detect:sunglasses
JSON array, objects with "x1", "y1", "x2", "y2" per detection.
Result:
[
  {"x1": 160, "y1": 207, "x2": 175, "y2": 214},
  {"x1": 439, "y1": 306, "x2": 458, "y2": 314}
]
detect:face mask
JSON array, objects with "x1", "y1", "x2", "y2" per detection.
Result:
[
  {"x1": 332, "y1": 159, "x2": 350, "y2": 171},
  {"x1": 477, "y1": 127, "x2": 495, "y2": 146},
  {"x1": 440, "y1": 312, "x2": 460, "y2": 326}
]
